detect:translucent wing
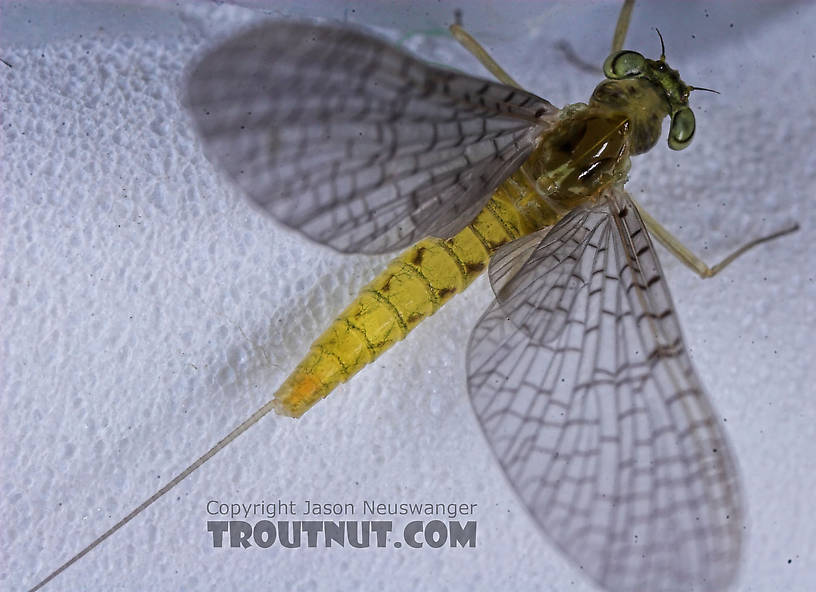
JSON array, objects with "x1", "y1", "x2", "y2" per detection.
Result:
[
  {"x1": 467, "y1": 190, "x2": 743, "y2": 591},
  {"x1": 184, "y1": 21, "x2": 558, "y2": 254}
]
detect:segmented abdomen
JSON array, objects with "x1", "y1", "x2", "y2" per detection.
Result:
[{"x1": 273, "y1": 174, "x2": 558, "y2": 417}]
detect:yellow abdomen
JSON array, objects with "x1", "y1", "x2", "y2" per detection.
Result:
[
  {"x1": 272, "y1": 169, "x2": 559, "y2": 417},
  {"x1": 272, "y1": 106, "x2": 631, "y2": 417}
]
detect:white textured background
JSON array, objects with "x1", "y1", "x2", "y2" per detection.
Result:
[{"x1": 2, "y1": 1, "x2": 815, "y2": 591}]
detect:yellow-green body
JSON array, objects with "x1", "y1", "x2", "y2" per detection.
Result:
[
  {"x1": 272, "y1": 37, "x2": 692, "y2": 418},
  {"x1": 273, "y1": 174, "x2": 551, "y2": 417},
  {"x1": 273, "y1": 106, "x2": 638, "y2": 417}
]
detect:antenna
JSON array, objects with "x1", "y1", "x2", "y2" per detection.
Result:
[
  {"x1": 689, "y1": 85, "x2": 721, "y2": 95},
  {"x1": 655, "y1": 27, "x2": 666, "y2": 60}
]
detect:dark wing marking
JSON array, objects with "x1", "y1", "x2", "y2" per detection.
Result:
[
  {"x1": 467, "y1": 190, "x2": 742, "y2": 591},
  {"x1": 184, "y1": 21, "x2": 558, "y2": 254}
]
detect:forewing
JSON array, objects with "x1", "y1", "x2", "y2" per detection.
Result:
[
  {"x1": 184, "y1": 21, "x2": 558, "y2": 254},
  {"x1": 467, "y1": 191, "x2": 743, "y2": 591},
  {"x1": 488, "y1": 205, "x2": 608, "y2": 343}
]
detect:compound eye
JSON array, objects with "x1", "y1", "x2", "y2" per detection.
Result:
[
  {"x1": 603, "y1": 51, "x2": 646, "y2": 79},
  {"x1": 668, "y1": 106, "x2": 696, "y2": 150}
]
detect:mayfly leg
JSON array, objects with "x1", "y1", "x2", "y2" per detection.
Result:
[
  {"x1": 629, "y1": 193, "x2": 800, "y2": 278},
  {"x1": 447, "y1": 19, "x2": 552, "y2": 197},
  {"x1": 611, "y1": 0, "x2": 636, "y2": 53},
  {"x1": 449, "y1": 23, "x2": 522, "y2": 88},
  {"x1": 556, "y1": 0, "x2": 636, "y2": 76},
  {"x1": 452, "y1": 0, "x2": 636, "y2": 88}
]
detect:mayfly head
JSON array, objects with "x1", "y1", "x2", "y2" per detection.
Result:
[{"x1": 591, "y1": 30, "x2": 704, "y2": 154}]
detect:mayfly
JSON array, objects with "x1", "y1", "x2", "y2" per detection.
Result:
[{"x1": 30, "y1": 1, "x2": 798, "y2": 591}]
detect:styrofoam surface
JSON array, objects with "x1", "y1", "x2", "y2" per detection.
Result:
[{"x1": 2, "y1": 1, "x2": 814, "y2": 591}]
